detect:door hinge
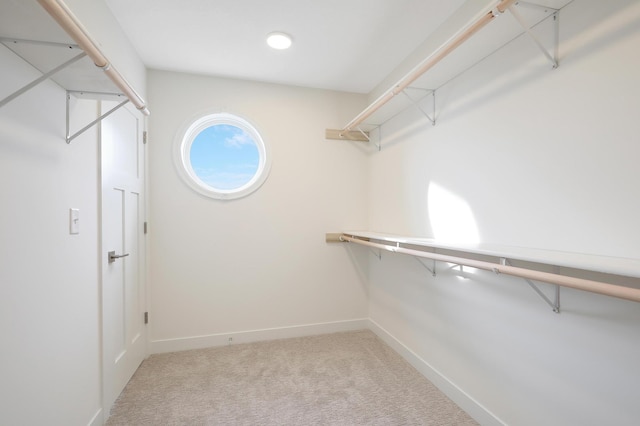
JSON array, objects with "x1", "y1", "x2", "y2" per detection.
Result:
[
  {"x1": 144, "y1": 221, "x2": 148, "y2": 234},
  {"x1": 143, "y1": 131, "x2": 148, "y2": 144},
  {"x1": 144, "y1": 312, "x2": 149, "y2": 324}
]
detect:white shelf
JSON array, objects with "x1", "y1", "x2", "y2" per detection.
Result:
[
  {"x1": 1, "y1": 37, "x2": 121, "y2": 96},
  {"x1": 343, "y1": 231, "x2": 640, "y2": 280},
  {"x1": 1, "y1": 0, "x2": 149, "y2": 138},
  {"x1": 326, "y1": 0, "x2": 565, "y2": 139}
]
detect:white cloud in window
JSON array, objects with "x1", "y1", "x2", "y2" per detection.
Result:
[{"x1": 224, "y1": 129, "x2": 254, "y2": 148}]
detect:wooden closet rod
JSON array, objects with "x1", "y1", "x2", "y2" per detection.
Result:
[
  {"x1": 37, "y1": 0, "x2": 150, "y2": 116},
  {"x1": 342, "y1": 0, "x2": 516, "y2": 134},
  {"x1": 340, "y1": 234, "x2": 640, "y2": 304}
]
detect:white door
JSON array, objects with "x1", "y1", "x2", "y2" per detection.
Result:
[{"x1": 101, "y1": 101, "x2": 146, "y2": 414}]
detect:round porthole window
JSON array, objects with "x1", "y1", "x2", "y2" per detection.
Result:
[{"x1": 176, "y1": 113, "x2": 271, "y2": 200}]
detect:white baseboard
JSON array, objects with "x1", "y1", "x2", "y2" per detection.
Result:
[
  {"x1": 87, "y1": 408, "x2": 102, "y2": 426},
  {"x1": 149, "y1": 318, "x2": 369, "y2": 354},
  {"x1": 367, "y1": 319, "x2": 506, "y2": 426}
]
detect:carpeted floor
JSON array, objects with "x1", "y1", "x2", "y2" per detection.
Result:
[{"x1": 106, "y1": 330, "x2": 478, "y2": 425}]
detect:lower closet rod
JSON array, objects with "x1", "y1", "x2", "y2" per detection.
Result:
[{"x1": 340, "y1": 235, "x2": 640, "y2": 304}]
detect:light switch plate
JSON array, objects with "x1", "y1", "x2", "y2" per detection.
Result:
[{"x1": 70, "y1": 208, "x2": 80, "y2": 234}]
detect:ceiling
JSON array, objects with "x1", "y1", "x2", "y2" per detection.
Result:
[
  {"x1": 0, "y1": 0, "x2": 576, "y2": 98},
  {"x1": 103, "y1": 0, "x2": 469, "y2": 94}
]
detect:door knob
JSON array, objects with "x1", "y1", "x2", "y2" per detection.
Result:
[{"x1": 108, "y1": 251, "x2": 130, "y2": 264}]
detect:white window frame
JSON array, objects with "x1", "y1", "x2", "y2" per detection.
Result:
[{"x1": 175, "y1": 112, "x2": 271, "y2": 200}]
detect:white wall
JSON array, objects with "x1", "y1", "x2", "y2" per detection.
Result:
[
  {"x1": 367, "y1": 0, "x2": 640, "y2": 425},
  {"x1": 0, "y1": 1, "x2": 146, "y2": 424},
  {"x1": 0, "y1": 46, "x2": 101, "y2": 425},
  {"x1": 147, "y1": 71, "x2": 370, "y2": 352}
]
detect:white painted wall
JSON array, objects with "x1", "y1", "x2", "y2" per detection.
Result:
[
  {"x1": 367, "y1": 0, "x2": 640, "y2": 425},
  {"x1": 0, "y1": 1, "x2": 146, "y2": 424},
  {"x1": 0, "y1": 46, "x2": 101, "y2": 425},
  {"x1": 147, "y1": 71, "x2": 370, "y2": 352}
]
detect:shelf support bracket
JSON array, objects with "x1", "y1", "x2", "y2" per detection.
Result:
[
  {"x1": 0, "y1": 51, "x2": 86, "y2": 109},
  {"x1": 66, "y1": 91, "x2": 129, "y2": 143},
  {"x1": 416, "y1": 257, "x2": 436, "y2": 277},
  {"x1": 401, "y1": 88, "x2": 435, "y2": 126},
  {"x1": 370, "y1": 249, "x2": 382, "y2": 260},
  {"x1": 355, "y1": 126, "x2": 370, "y2": 142},
  {"x1": 507, "y1": 6, "x2": 559, "y2": 69},
  {"x1": 503, "y1": 258, "x2": 560, "y2": 313}
]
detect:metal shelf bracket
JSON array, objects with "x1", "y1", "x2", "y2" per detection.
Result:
[
  {"x1": 0, "y1": 38, "x2": 86, "y2": 109},
  {"x1": 0, "y1": 38, "x2": 136, "y2": 144},
  {"x1": 401, "y1": 88, "x2": 436, "y2": 126},
  {"x1": 370, "y1": 248, "x2": 382, "y2": 260},
  {"x1": 502, "y1": 258, "x2": 560, "y2": 313},
  {"x1": 354, "y1": 125, "x2": 383, "y2": 152},
  {"x1": 354, "y1": 126, "x2": 370, "y2": 142},
  {"x1": 416, "y1": 257, "x2": 437, "y2": 277},
  {"x1": 66, "y1": 90, "x2": 128, "y2": 143},
  {"x1": 508, "y1": 3, "x2": 559, "y2": 68}
]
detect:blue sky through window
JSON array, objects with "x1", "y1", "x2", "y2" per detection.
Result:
[{"x1": 190, "y1": 124, "x2": 260, "y2": 190}]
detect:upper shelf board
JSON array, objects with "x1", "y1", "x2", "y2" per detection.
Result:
[
  {"x1": 1, "y1": 37, "x2": 122, "y2": 97},
  {"x1": 0, "y1": 0, "x2": 123, "y2": 99},
  {"x1": 327, "y1": 0, "x2": 565, "y2": 136}
]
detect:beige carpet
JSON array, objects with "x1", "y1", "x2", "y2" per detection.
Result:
[{"x1": 106, "y1": 330, "x2": 478, "y2": 425}]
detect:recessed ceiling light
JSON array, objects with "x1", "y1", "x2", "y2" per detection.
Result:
[{"x1": 266, "y1": 32, "x2": 293, "y2": 50}]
